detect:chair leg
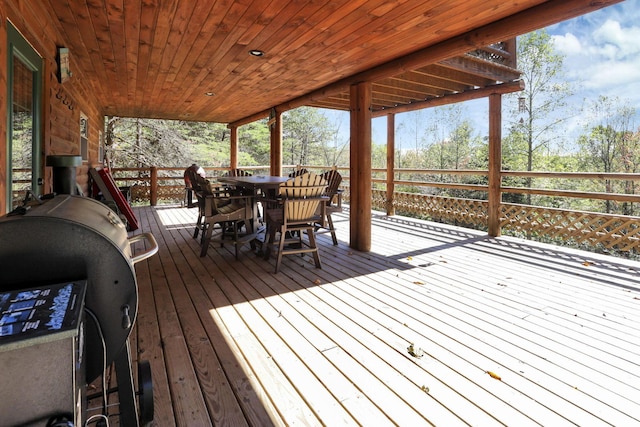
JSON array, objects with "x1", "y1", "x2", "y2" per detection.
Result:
[
  {"x1": 326, "y1": 214, "x2": 338, "y2": 245},
  {"x1": 193, "y1": 213, "x2": 203, "y2": 239},
  {"x1": 296, "y1": 228, "x2": 304, "y2": 253},
  {"x1": 275, "y1": 226, "x2": 286, "y2": 273},
  {"x1": 233, "y1": 221, "x2": 240, "y2": 259},
  {"x1": 306, "y1": 226, "x2": 322, "y2": 269},
  {"x1": 200, "y1": 220, "x2": 214, "y2": 257},
  {"x1": 264, "y1": 223, "x2": 277, "y2": 261},
  {"x1": 199, "y1": 222, "x2": 208, "y2": 245}
]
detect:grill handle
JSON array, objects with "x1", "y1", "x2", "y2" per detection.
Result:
[{"x1": 128, "y1": 232, "x2": 159, "y2": 264}]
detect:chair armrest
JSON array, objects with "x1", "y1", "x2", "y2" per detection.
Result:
[
  {"x1": 334, "y1": 189, "x2": 343, "y2": 207},
  {"x1": 204, "y1": 193, "x2": 253, "y2": 213},
  {"x1": 261, "y1": 196, "x2": 283, "y2": 211}
]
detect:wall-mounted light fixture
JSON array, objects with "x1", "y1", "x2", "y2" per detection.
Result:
[{"x1": 57, "y1": 47, "x2": 72, "y2": 83}]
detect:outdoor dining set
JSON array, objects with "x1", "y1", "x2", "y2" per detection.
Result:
[{"x1": 184, "y1": 166, "x2": 343, "y2": 273}]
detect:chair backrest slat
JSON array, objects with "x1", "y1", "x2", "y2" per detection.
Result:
[
  {"x1": 288, "y1": 165, "x2": 309, "y2": 178},
  {"x1": 279, "y1": 173, "x2": 326, "y2": 222},
  {"x1": 321, "y1": 167, "x2": 342, "y2": 202},
  {"x1": 224, "y1": 168, "x2": 252, "y2": 177}
]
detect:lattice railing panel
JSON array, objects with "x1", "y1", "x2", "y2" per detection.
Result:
[
  {"x1": 130, "y1": 185, "x2": 150, "y2": 203},
  {"x1": 501, "y1": 203, "x2": 640, "y2": 252},
  {"x1": 156, "y1": 185, "x2": 182, "y2": 201},
  {"x1": 126, "y1": 180, "x2": 640, "y2": 254},
  {"x1": 340, "y1": 186, "x2": 350, "y2": 205},
  {"x1": 379, "y1": 191, "x2": 488, "y2": 228}
]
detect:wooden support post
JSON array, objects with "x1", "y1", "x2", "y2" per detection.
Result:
[
  {"x1": 350, "y1": 82, "x2": 372, "y2": 252},
  {"x1": 488, "y1": 94, "x2": 502, "y2": 237},
  {"x1": 230, "y1": 126, "x2": 238, "y2": 169},
  {"x1": 386, "y1": 113, "x2": 395, "y2": 216},
  {"x1": 150, "y1": 166, "x2": 158, "y2": 206},
  {"x1": 269, "y1": 109, "x2": 282, "y2": 176}
]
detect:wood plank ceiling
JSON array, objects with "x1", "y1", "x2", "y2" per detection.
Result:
[{"x1": 43, "y1": 0, "x2": 615, "y2": 125}]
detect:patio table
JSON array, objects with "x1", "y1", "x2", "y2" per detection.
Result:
[
  {"x1": 216, "y1": 175, "x2": 290, "y2": 249},
  {"x1": 217, "y1": 175, "x2": 290, "y2": 195}
]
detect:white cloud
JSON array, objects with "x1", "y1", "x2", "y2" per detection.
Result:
[
  {"x1": 586, "y1": 59, "x2": 640, "y2": 89},
  {"x1": 547, "y1": 2, "x2": 640, "y2": 117},
  {"x1": 552, "y1": 33, "x2": 582, "y2": 56},
  {"x1": 592, "y1": 19, "x2": 640, "y2": 58}
]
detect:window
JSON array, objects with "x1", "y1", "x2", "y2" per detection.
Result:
[{"x1": 7, "y1": 22, "x2": 42, "y2": 211}]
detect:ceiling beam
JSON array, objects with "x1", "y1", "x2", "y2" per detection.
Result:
[
  {"x1": 229, "y1": 0, "x2": 622, "y2": 128},
  {"x1": 371, "y1": 80, "x2": 525, "y2": 117},
  {"x1": 439, "y1": 56, "x2": 522, "y2": 82}
]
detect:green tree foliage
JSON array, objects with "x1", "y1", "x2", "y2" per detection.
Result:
[
  {"x1": 578, "y1": 96, "x2": 638, "y2": 213},
  {"x1": 106, "y1": 107, "x2": 346, "y2": 171},
  {"x1": 11, "y1": 111, "x2": 32, "y2": 174},
  {"x1": 106, "y1": 117, "x2": 196, "y2": 169},
  {"x1": 422, "y1": 120, "x2": 479, "y2": 171},
  {"x1": 506, "y1": 29, "x2": 572, "y2": 203},
  {"x1": 238, "y1": 120, "x2": 270, "y2": 166},
  {"x1": 282, "y1": 107, "x2": 335, "y2": 166},
  {"x1": 320, "y1": 112, "x2": 350, "y2": 167}
]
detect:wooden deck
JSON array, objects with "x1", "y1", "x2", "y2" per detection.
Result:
[{"x1": 121, "y1": 204, "x2": 640, "y2": 426}]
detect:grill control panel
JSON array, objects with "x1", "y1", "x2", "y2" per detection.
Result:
[{"x1": 0, "y1": 280, "x2": 87, "y2": 426}]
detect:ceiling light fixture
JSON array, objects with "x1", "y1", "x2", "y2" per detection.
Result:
[
  {"x1": 205, "y1": 92, "x2": 215, "y2": 97},
  {"x1": 249, "y1": 49, "x2": 265, "y2": 57}
]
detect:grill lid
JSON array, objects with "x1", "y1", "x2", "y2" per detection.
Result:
[{"x1": 0, "y1": 195, "x2": 157, "y2": 381}]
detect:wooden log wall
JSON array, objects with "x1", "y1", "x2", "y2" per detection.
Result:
[{"x1": 0, "y1": 1, "x2": 105, "y2": 213}]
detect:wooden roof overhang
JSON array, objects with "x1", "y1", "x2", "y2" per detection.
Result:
[
  {"x1": 43, "y1": 0, "x2": 621, "y2": 127},
  {"x1": 306, "y1": 46, "x2": 523, "y2": 114}
]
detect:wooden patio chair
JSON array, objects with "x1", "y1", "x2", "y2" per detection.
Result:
[
  {"x1": 222, "y1": 168, "x2": 253, "y2": 195},
  {"x1": 263, "y1": 172, "x2": 328, "y2": 273},
  {"x1": 192, "y1": 175, "x2": 255, "y2": 258},
  {"x1": 188, "y1": 169, "x2": 209, "y2": 240},
  {"x1": 183, "y1": 163, "x2": 205, "y2": 208},
  {"x1": 223, "y1": 168, "x2": 252, "y2": 177},
  {"x1": 315, "y1": 166, "x2": 343, "y2": 245},
  {"x1": 288, "y1": 165, "x2": 309, "y2": 177}
]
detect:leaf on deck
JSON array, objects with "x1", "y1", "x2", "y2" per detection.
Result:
[
  {"x1": 407, "y1": 343, "x2": 424, "y2": 358},
  {"x1": 486, "y1": 371, "x2": 502, "y2": 381}
]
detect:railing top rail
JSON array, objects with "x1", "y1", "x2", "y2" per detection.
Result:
[{"x1": 501, "y1": 171, "x2": 640, "y2": 180}]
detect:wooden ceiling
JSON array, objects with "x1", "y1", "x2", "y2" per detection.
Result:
[
  {"x1": 44, "y1": 0, "x2": 619, "y2": 125},
  {"x1": 308, "y1": 46, "x2": 522, "y2": 113}
]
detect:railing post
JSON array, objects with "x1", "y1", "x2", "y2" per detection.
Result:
[
  {"x1": 150, "y1": 166, "x2": 158, "y2": 206},
  {"x1": 269, "y1": 108, "x2": 283, "y2": 176},
  {"x1": 386, "y1": 113, "x2": 395, "y2": 216},
  {"x1": 230, "y1": 126, "x2": 238, "y2": 169},
  {"x1": 488, "y1": 94, "x2": 502, "y2": 236}
]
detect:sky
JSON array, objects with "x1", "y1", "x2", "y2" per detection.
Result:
[
  {"x1": 550, "y1": 0, "x2": 640, "y2": 139},
  {"x1": 323, "y1": 0, "x2": 640, "y2": 151}
]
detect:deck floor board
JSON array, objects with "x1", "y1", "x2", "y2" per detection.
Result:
[{"x1": 123, "y1": 205, "x2": 640, "y2": 426}]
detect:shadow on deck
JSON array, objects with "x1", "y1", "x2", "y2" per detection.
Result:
[{"x1": 122, "y1": 204, "x2": 640, "y2": 426}]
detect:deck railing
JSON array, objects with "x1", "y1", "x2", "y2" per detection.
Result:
[{"x1": 108, "y1": 166, "x2": 640, "y2": 256}]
